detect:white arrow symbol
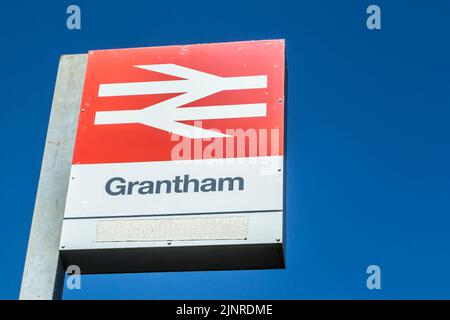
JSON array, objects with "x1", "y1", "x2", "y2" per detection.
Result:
[{"x1": 94, "y1": 64, "x2": 267, "y2": 138}]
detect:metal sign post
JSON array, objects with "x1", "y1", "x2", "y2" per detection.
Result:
[{"x1": 19, "y1": 54, "x2": 87, "y2": 300}]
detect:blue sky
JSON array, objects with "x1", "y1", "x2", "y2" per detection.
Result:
[{"x1": 0, "y1": 0, "x2": 449, "y2": 299}]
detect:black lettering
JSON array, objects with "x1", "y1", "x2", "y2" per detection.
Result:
[
  {"x1": 138, "y1": 181, "x2": 154, "y2": 194},
  {"x1": 156, "y1": 180, "x2": 171, "y2": 194},
  {"x1": 127, "y1": 181, "x2": 139, "y2": 195},
  {"x1": 105, "y1": 177, "x2": 126, "y2": 196},
  {"x1": 183, "y1": 174, "x2": 199, "y2": 192},
  {"x1": 200, "y1": 178, "x2": 217, "y2": 192},
  {"x1": 218, "y1": 177, "x2": 244, "y2": 191},
  {"x1": 172, "y1": 176, "x2": 183, "y2": 193}
]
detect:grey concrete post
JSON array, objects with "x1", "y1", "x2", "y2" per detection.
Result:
[{"x1": 19, "y1": 54, "x2": 87, "y2": 300}]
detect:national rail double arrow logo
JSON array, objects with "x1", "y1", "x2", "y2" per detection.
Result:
[{"x1": 94, "y1": 64, "x2": 268, "y2": 139}]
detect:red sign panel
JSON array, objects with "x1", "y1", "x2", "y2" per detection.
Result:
[{"x1": 73, "y1": 40, "x2": 285, "y2": 164}]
